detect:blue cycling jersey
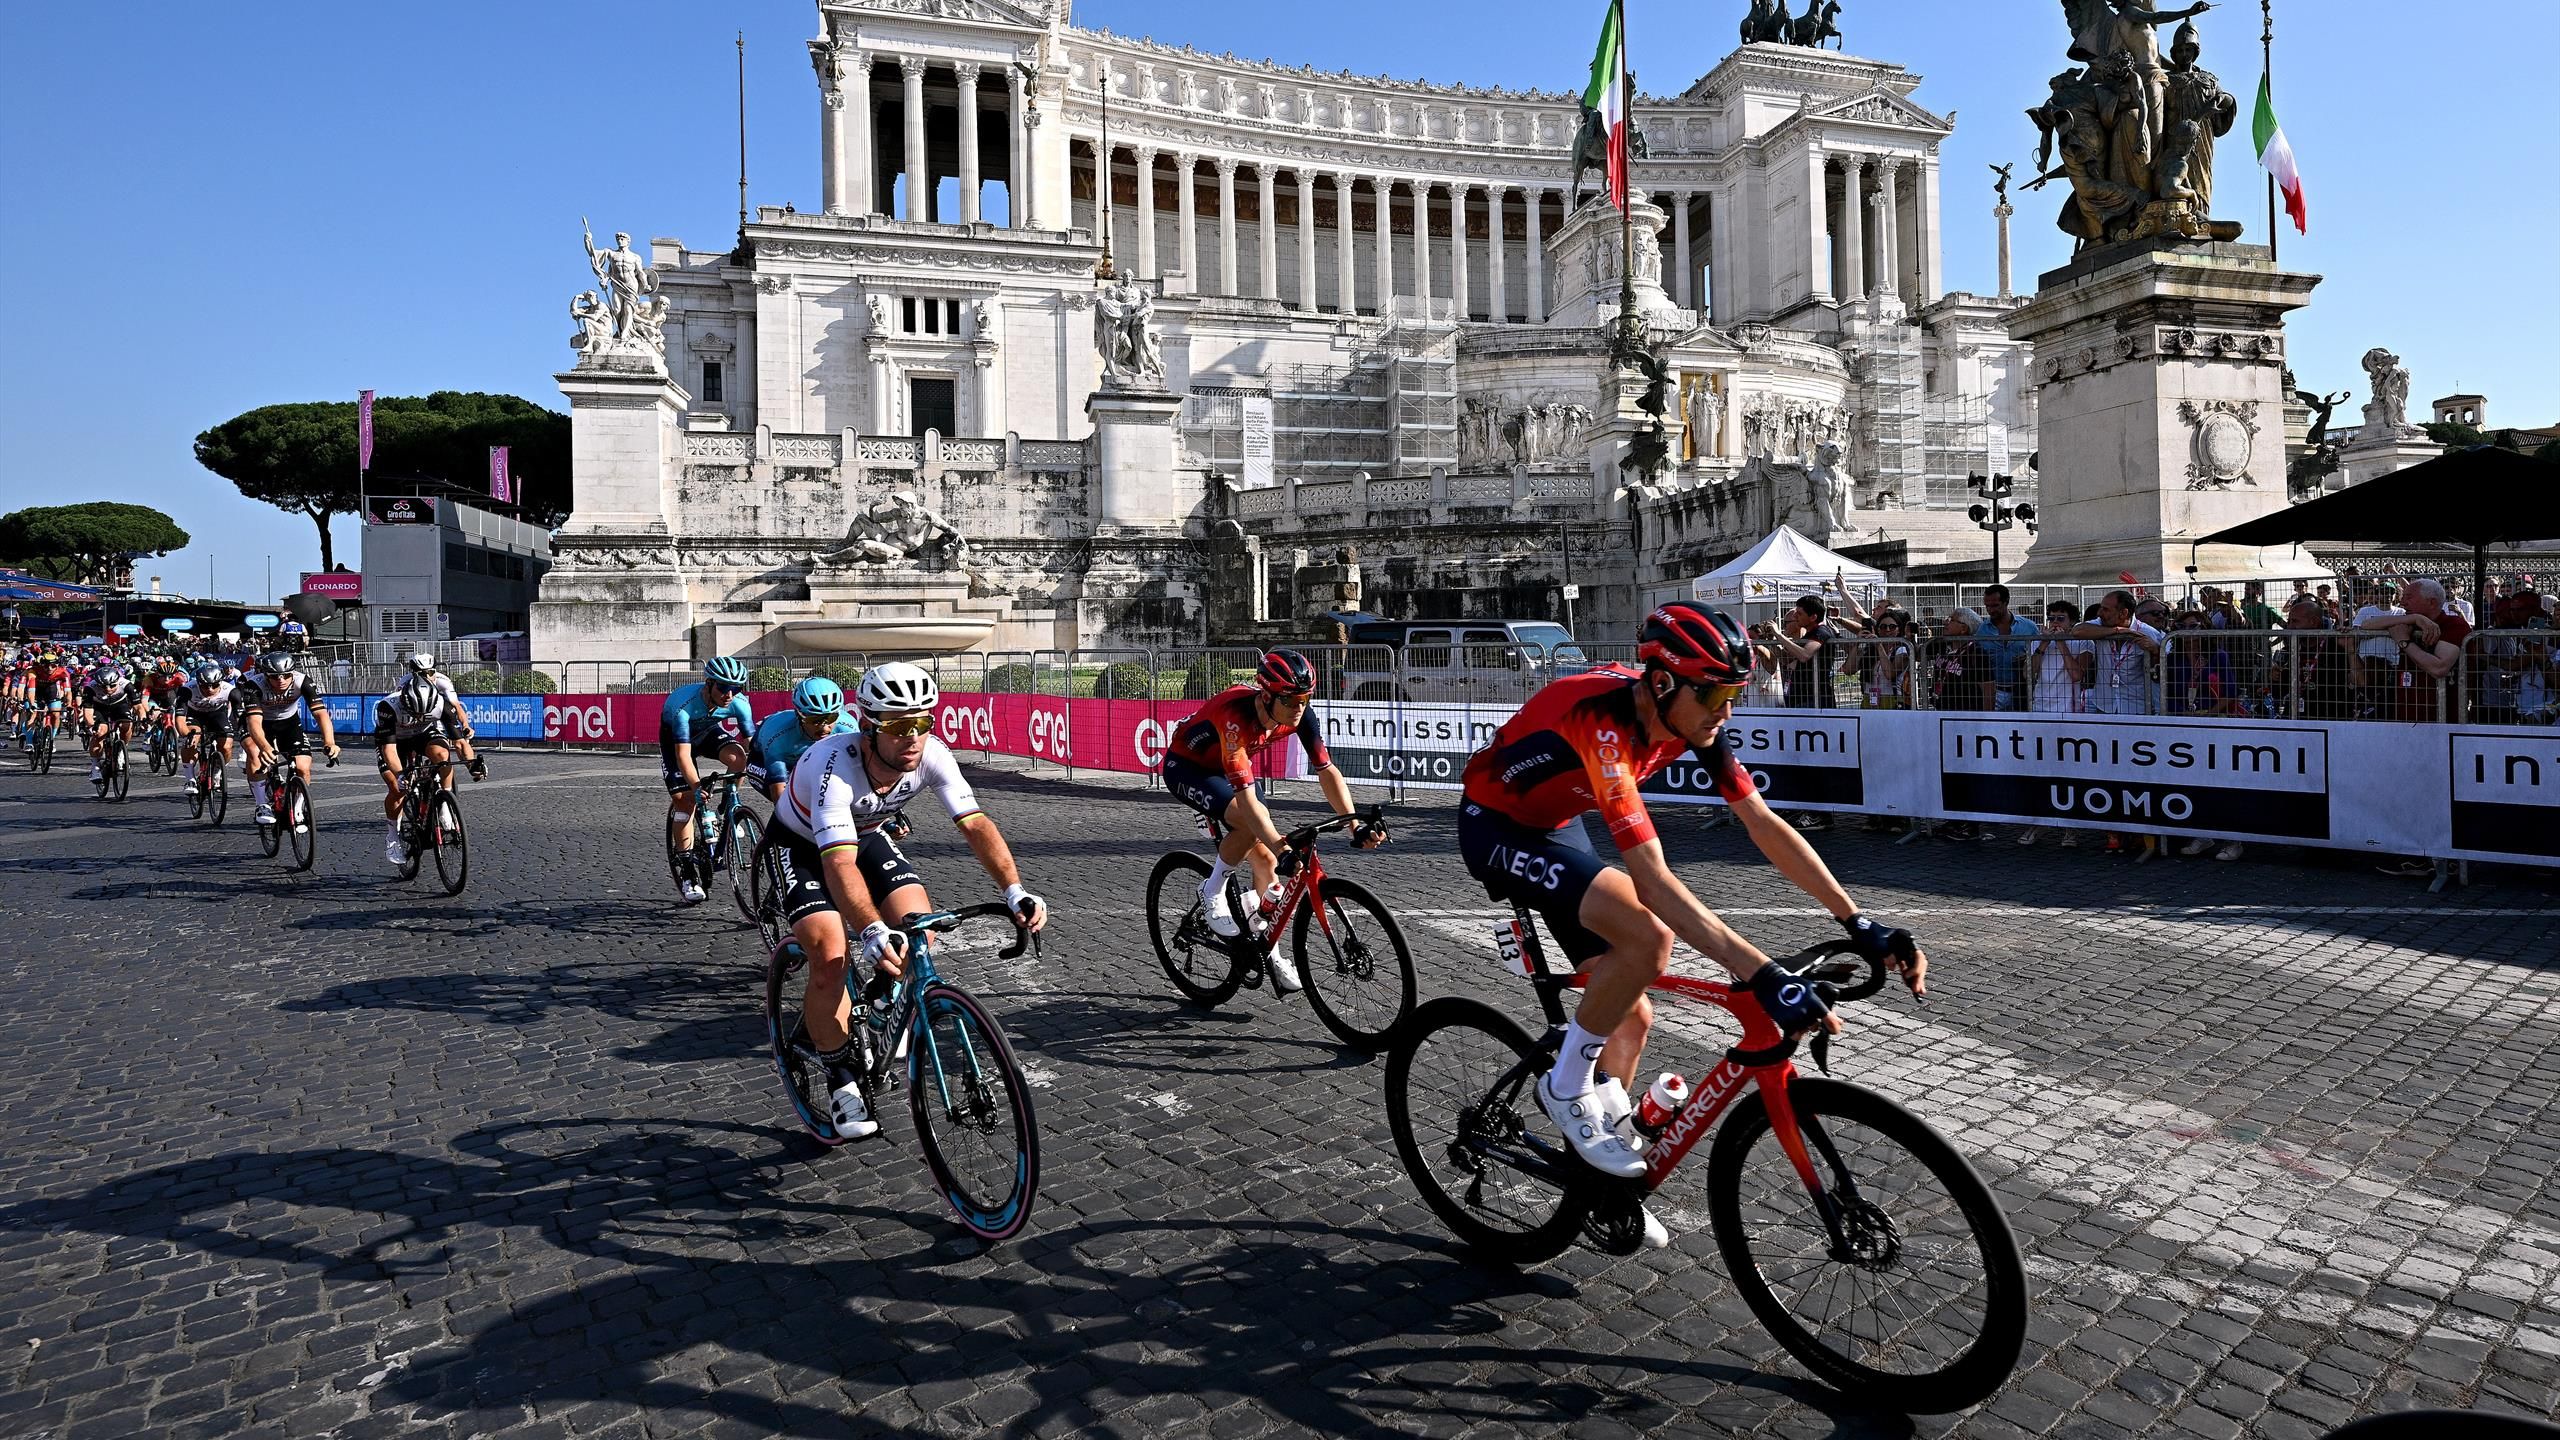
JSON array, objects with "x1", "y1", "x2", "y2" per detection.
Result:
[
  {"x1": 747, "y1": 708, "x2": 859, "y2": 786},
  {"x1": 660, "y1": 682, "x2": 756, "y2": 749}
]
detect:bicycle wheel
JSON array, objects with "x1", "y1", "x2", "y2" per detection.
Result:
[
  {"x1": 256, "y1": 772, "x2": 284, "y2": 857},
  {"x1": 186, "y1": 767, "x2": 206, "y2": 819},
  {"x1": 1147, "y1": 851, "x2": 1243, "y2": 1007},
  {"x1": 763, "y1": 941, "x2": 853, "y2": 1144},
  {"x1": 726, "y1": 810, "x2": 765, "y2": 924},
  {"x1": 206, "y1": 768, "x2": 227, "y2": 826},
  {"x1": 1292, "y1": 876, "x2": 1417, "y2": 1053},
  {"x1": 32, "y1": 730, "x2": 50, "y2": 774},
  {"x1": 1384, "y1": 996, "x2": 1591, "y2": 1265},
  {"x1": 284, "y1": 774, "x2": 316, "y2": 872},
  {"x1": 428, "y1": 792, "x2": 468, "y2": 896},
  {"x1": 396, "y1": 785, "x2": 425, "y2": 881},
  {"x1": 109, "y1": 747, "x2": 129, "y2": 802},
  {"x1": 909, "y1": 982, "x2": 1039, "y2": 1242},
  {"x1": 1707, "y1": 1077, "x2": 2027, "y2": 1415}
]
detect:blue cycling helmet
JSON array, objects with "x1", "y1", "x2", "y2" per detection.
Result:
[
  {"x1": 703, "y1": 655, "x2": 750, "y2": 689},
  {"x1": 791, "y1": 676, "x2": 844, "y2": 719}
]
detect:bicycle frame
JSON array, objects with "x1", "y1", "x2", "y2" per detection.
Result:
[{"x1": 1198, "y1": 815, "x2": 1345, "y2": 963}]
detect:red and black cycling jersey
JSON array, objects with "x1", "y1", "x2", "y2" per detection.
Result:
[
  {"x1": 1459, "y1": 665, "x2": 1752, "y2": 849},
  {"x1": 1164, "y1": 684, "x2": 1332, "y2": 786}
]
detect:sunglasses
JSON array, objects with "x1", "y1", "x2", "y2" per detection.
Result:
[
  {"x1": 1682, "y1": 680, "x2": 1746, "y2": 713},
  {"x1": 872, "y1": 713, "x2": 934, "y2": 739}
]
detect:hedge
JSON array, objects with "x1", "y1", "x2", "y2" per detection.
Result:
[
  {"x1": 503, "y1": 670, "x2": 557, "y2": 694},
  {"x1": 450, "y1": 668, "x2": 502, "y2": 692},
  {"x1": 985, "y1": 661, "x2": 1038, "y2": 694},
  {"x1": 1097, "y1": 661, "x2": 1157, "y2": 700},
  {"x1": 1178, "y1": 655, "x2": 1235, "y2": 699},
  {"x1": 746, "y1": 664, "x2": 792, "y2": 692}
]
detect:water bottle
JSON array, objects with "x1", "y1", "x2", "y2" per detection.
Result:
[
  {"x1": 1495, "y1": 920, "x2": 1529, "y2": 977},
  {"x1": 1633, "y1": 1072, "x2": 1691, "y2": 1136}
]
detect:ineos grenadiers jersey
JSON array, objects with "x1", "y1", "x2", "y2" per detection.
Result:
[
  {"x1": 250, "y1": 673, "x2": 323, "y2": 725},
  {"x1": 776, "y1": 731, "x2": 981, "y2": 850},
  {"x1": 748, "y1": 709, "x2": 860, "y2": 788},
  {"x1": 1163, "y1": 685, "x2": 1333, "y2": 786},
  {"x1": 1458, "y1": 665, "x2": 1753, "y2": 849}
]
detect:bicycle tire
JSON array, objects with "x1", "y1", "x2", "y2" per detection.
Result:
[
  {"x1": 397, "y1": 782, "x2": 425, "y2": 881},
  {"x1": 908, "y1": 982, "x2": 1040, "y2": 1242},
  {"x1": 285, "y1": 774, "x2": 316, "y2": 872},
  {"x1": 1385, "y1": 996, "x2": 1591, "y2": 1265},
  {"x1": 1147, "y1": 851, "x2": 1243, "y2": 1007},
  {"x1": 206, "y1": 768, "x2": 227, "y2": 826},
  {"x1": 1292, "y1": 875, "x2": 1417, "y2": 1053},
  {"x1": 1707, "y1": 1077, "x2": 2027, "y2": 1415},
  {"x1": 764, "y1": 942, "x2": 851, "y2": 1145},
  {"x1": 109, "y1": 746, "x2": 129, "y2": 802},
  {"x1": 32, "y1": 730, "x2": 50, "y2": 775},
  {"x1": 429, "y1": 793, "x2": 468, "y2": 896},
  {"x1": 256, "y1": 770, "x2": 284, "y2": 857},
  {"x1": 186, "y1": 769, "x2": 206, "y2": 819},
  {"x1": 727, "y1": 810, "x2": 765, "y2": 924}
]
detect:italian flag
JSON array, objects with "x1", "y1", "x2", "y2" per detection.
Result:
[
  {"x1": 1583, "y1": 1, "x2": 1628, "y2": 209},
  {"x1": 2254, "y1": 72, "x2": 2306, "y2": 234}
]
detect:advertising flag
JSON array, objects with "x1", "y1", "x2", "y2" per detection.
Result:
[
  {"x1": 490, "y1": 445, "x2": 513, "y2": 504},
  {"x1": 358, "y1": 389, "x2": 375, "y2": 471}
]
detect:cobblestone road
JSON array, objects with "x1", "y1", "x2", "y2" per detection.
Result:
[{"x1": 2, "y1": 749, "x2": 2556, "y2": 1439}]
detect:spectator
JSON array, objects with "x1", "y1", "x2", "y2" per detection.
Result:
[
  {"x1": 1860, "y1": 608, "x2": 1916, "y2": 710},
  {"x1": 2074, "y1": 591, "x2": 2166, "y2": 716},
  {"x1": 2363, "y1": 577, "x2": 2468, "y2": 723},
  {"x1": 2166, "y1": 608, "x2": 2243, "y2": 717},
  {"x1": 2347, "y1": 583, "x2": 2407, "y2": 719},
  {"x1": 2019, "y1": 599, "x2": 2095, "y2": 848},
  {"x1": 1971, "y1": 584, "x2": 2042, "y2": 711},
  {"x1": 1763, "y1": 594, "x2": 1840, "y2": 830},
  {"x1": 2442, "y1": 578, "x2": 2477, "y2": 627},
  {"x1": 2517, "y1": 612, "x2": 2557, "y2": 724},
  {"x1": 2275, "y1": 594, "x2": 2353, "y2": 720},
  {"x1": 1930, "y1": 610, "x2": 1995, "y2": 840}
]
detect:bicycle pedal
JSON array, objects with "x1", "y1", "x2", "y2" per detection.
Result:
[{"x1": 1581, "y1": 1190, "x2": 1649, "y2": 1258}]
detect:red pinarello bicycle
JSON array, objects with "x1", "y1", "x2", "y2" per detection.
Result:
[{"x1": 1384, "y1": 900, "x2": 2027, "y2": 1414}]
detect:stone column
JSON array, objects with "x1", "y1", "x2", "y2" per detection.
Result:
[
  {"x1": 817, "y1": 46, "x2": 848, "y2": 217},
  {"x1": 1333, "y1": 172, "x2": 1358, "y2": 315},
  {"x1": 1485, "y1": 184, "x2": 1508, "y2": 322},
  {"x1": 1840, "y1": 158, "x2": 1868, "y2": 303},
  {"x1": 953, "y1": 62, "x2": 983, "y2": 224},
  {"x1": 1134, "y1": 146, "x2": 1158, "y2": 277},
  {"x1": 1915, "y1": 159, "x2": 1941, "y2": 303},
  {"x1": 1672, "y1": 190, "x2": 1693, "y2": 309},
  {"x1": 1449, "y1": 183, "x2": 1471, "y2": 319},
  {"x1": 899, "y1": 56, "x2": 930, "y2": 222},
  {"x1": 1297, "y1": 170, "x2": 1319, "y2": 311},
  {"x1": 1412, "y1": 180, "x2": 1433, "y2": 308},
  {"x1": 1526, "y1": 186, "x2": 1546, "y2": 323},
  {"x1": 846, "y1": 53, "x2": 873, "y2": 217},
  {"x1": 1257, "y1": 166, "x2": 1280, "y2": 300},
  {"x1": 1006, "y1": 62, "x2": 1028, "y2": 227},
  {"x1": 1372, "y1": 177, "x2": 1396, "y2": 312},
  {"x1": 1216, "y1": 158, "x2": 1240, "y2": 297},
  {"x1": 1995, "y1": 197, "x2": 2014, "y2": 299},
  {"x1": 1878, "y1": 163, "x2": 1903, "y2": 296},
  {"x1": 1175, "y1": 152, "x2": 1199, "y2": 288}
]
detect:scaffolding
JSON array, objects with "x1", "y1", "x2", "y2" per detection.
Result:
[
  {"x1": 1849, "y1": 321, "x2": 1928, "y2": 507},
  {"x1": 1275, "y1": 363, "x2": 1391, "y2": 477},
  {"x1": 1922, "y1": 394, "x2": 2040, "y2": 510}
]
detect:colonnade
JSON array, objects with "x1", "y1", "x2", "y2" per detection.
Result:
[{"x1": 815, "y1": 48, "x2": 1039, "y2": 226}]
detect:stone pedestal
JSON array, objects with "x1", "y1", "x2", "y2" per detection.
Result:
[
  {"x1": 2336, "y1": 429, "x2": 2441, "y2": 491},
  {"x1": 1546, "y1": 195, "x2": 1685, "y2": 330},
  {"x1": 1584, "y1": 363, "x2": 1670, "y2": 511},
  {"x1": 531, "y1": 366, "x2": 697, "y2": 665},
  {"x1": 2005, "y1": 241, "x2": 2324, "y2": 586},
  {"x1": 1084, "y1": 386, "x2": 1192, "y2": 530}
]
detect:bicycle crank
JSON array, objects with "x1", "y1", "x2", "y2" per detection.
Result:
[{"x1": 1580, "y1": 1178, "x2": 1650, "y2": 1257}]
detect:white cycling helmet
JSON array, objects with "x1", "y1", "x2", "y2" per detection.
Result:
[{"x1": 856, "y1": 662, "x2": 938, "y2": 719}]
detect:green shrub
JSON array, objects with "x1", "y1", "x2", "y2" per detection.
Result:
[
  {"x1": 1097, "y1": 661, "x2": 1157, "y2": 700},
  {"x1": 746, "y1": 664, "x2": 792, "y2": 692},
  {"x1": 1178, "y1": 655, "x2": 1236, "y2": 699},
  {"x1": 985, "y1": 661, "x2": 1037, "y2": 694},
  {"x1": 806, "y1": 660, "x2": 863, "y2": 691},
  {"x1": 449, "y1": 668, "x2": 502, "y2": 693},
  {"x1": 503, "y1": 670, "x2": 557, "y2": 694}
]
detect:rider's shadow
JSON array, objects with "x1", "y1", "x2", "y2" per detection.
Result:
[{"x1": 1006, "y1": 990, "x2": 1371, "y2": 1078}]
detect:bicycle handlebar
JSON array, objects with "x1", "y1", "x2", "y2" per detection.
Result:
[
  {"x1": 1279, "y1": 802, "x2": 1389, "y2": 855},
  {"x1": 1724, "y1": 941, "x2": 1888, "y2": 1071},
  {"x1": 902, "y1": 901, "x2": 1041, "y2": 961}
]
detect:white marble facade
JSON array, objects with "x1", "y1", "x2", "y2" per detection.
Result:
[{"x1": 543, "y1": 0, "x2": 2035, "y2": 659}]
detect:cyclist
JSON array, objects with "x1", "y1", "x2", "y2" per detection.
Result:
[
  {"x1": 28, "y1": 650, "x2": 71, "y2": 755},
  {"x1": 767, "y1": 661, "x2": 1045, "y2": 1141},
  {"x1": 173, "y1": 663, "x2": 238, "y2": 797},
  {"x1": 747, "y1": 676, "x2": 859, "y2": 800},
  {"x1": 396, "y1": 653, "x2": 482, "y2": 773},
  {"x1": 141, "y1": 658, "x2": 185, "y2": 759},
  {"x1": 1458, "y1": 602, "x2": 1928, "y2": 1192},
  {"x1": 661, "y1": 656, "x2": 756, "y2": 905},
  {"x1": 374, "y1": 667, "x2": 482, "y2": 868},
  {"x1": 242, "y1": 652, "x2": 341, "y2": 828},
  {"x1": 77, "y1": 664, "x2": 141, "y2": 788},
  {"x1": 1158, "y1": 648, "x2": 1383, "y2": 989}
]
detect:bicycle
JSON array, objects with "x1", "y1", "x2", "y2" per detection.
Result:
[
  {"x1": 1382, "y1": 902, "x2": 2027, "y2": 1414},
  {"x1": 183, "y1": 741, "x2": 228, "y2": 824},
  {"x1": 765, "y1": 903, "x2": 1042, "y2": 1241},
  {"x1": 145, "y1": 711, "x2": 178, "y2": 775},
  {"x1": 1145, "y1": 804, "x2": 1415, "y2": 1053},
  {"x1": 28, "y1": 714, "x2": 56, "y2": 775},
  {"x1": 394, "y1": 750, "x2": 470, "y2": 896},
  {"x1": 669, "y1": 772, "x2": 761, "y2": 918},
  {"x1": 252, "y1": 750, "x2": 332, "y2": 872},
  {"x1": 92, "y1": 728, "x2": 130, "y2": 803}
]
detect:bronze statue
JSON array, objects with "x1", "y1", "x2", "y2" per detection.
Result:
[
  {"x1": 1990, "y1": 162, "x2": 2016, "y2": 205},
  {"x1": 2036, "y1": 1, "x2": 2240, "y2": 250},
  {"x1": 1568, "y1": 80, "x2": 1651, "y2": 210},
  {"x1": 1742, "y1": 0, "x2": 1838, "y2": 47},
  {"x1": 2288, "y1": 387, "x2": 2351, "y2": 495},
  {"x1": 2157, "y1": 20, "x2": 2237, "y2": 207}
]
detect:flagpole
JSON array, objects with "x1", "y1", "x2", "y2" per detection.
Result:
[
  {"x1": 1615, "y1": 0, "x2": 1636, "y2": 363},
  {"x1": 2261, "y1": 0, "x2": 2277, "y2": 264}
]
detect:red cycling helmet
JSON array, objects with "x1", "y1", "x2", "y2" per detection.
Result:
[
  {"x1": 1639, "y1": 602, "x2": 1755, "y2": 685},
  {"x1": 1256, "y1": 648, "x2": 1317, "y2": 697}
]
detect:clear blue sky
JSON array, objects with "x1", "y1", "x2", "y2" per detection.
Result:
[{"x1": 4, "y1": 1, "x2": 2552, "y2": 599}]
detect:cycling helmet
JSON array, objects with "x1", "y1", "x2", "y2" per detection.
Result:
[
  {"x1": 703, "y1": 655, "x2": 750, "y2": 690},
  {"x1": 856, "y1": 661, "x2": 938, "y2": 717},
  {"x1": 259, "y1": 651, "x2": 297, "y2": 677},
  {"x1": 404, "y1": 651, "x2": 438, "y2": 675},
  {"x1": 1255, "y1": 648, "x2": 1317, "y2": 697},
  {"x1": 97, "y1": 665, "x2": 130, "y2": 693},
  {"x1": 1638, "y1": 602, "x2": 1754, "y2": 685},
  {"x1": 397, "y1": 675, "x2": 442, "y2": 720},
  {"x1": 791, "y1": 676, "x2": 845, "y2": 720},
  {"x1": 194, "y1": 664, "x2": 223, "y2": 689}
]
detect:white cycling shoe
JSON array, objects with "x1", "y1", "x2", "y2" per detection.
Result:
[
  {"x1": 255, "y1": 807, "x2": 276, "y2": 827},
  {"x1": 1200, "y1": 877, "x2": 1240, "y2": 938},
  {"x1": 827, "y1": 1070, "x2": 880, "y2": 1141},
  {"x1": 1538, "y1": 1073, "x2": 1648, "y2": 1179},
  {"x1": 1268, "y1": 952, "x2": 1304, "y2": 994},
  {"x1": 678, "y1": 880, "x2": 708, "y2": 905},
  {"x1": 385, "y1": 832, "x2": 409, "y2": 867}
]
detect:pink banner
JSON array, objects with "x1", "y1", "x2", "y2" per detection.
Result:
[
  {"x1": 300, "y1": 570, "x2": 363, "y2": 600},
  {"x1": 358, "y1": 390, "x2": 374, "y2": 472},
  {"x1": 489, "y1": 445, "x2": 512, "y2": 504}
]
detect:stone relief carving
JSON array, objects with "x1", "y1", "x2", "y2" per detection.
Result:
[
  {"x1": 1739, "y1": 395, "x2": 1844, "y2": 461},
  {"x1": 573, "y1": 220, "x2": 666, "y2": 370},
  {"x1": 1683, "y1": 375, "x2": 1725, "y2": 460},
  {"x1": 820, "y1": 489, "x2": 969, "y2": 568},
  {"x1": 2178, "y1": 398, "x2": 2259, "y2": 488}
]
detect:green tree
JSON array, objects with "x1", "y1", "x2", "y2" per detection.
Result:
[
  {"x1": 192, "y1": 391, "x2": 572, "y2": 568},
  {"x1": 0, "y1": 502, "x2": 189, "y2": 586}
]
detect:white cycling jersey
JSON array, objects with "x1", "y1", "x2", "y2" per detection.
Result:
[{"x1": 776, "y1": 730, "x2": 982, "y2": 849}]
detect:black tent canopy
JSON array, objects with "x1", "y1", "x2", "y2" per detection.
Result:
[{"x1": 2198, "y1": 446, "x2": 2559, "y2": 606}]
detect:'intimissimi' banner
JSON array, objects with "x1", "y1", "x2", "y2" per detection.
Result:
[{"x1": 1938, "y1": 717, "x2": 2331, "y2": 839}]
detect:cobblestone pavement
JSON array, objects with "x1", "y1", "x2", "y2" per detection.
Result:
[{"x1": 2, "y1": 748, "x2": 2556, "y2": 1439}]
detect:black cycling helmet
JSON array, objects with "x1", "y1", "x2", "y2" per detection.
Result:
[
  {"x1": 1256, "y1": 648, "x2": 1317, "y2": 697},
  {"x1": 259, "y1": 651, "x2": 297, "y2": 677},
  {"x1": 1639, "y1": 602, "x2": 1754, "y2": 685}
]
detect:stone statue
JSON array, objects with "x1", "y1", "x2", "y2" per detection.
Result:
[
  {"x1": 629, "y1": 295, "x2": 669, "y2": 353},
  {"x1": 2029, "y1": 2, "x2": 2242, "y2": 251},
  {"x1": 1094, "y1": 276, "x2": 1164, "y2": 386},
  {"x1": 969, "y1": 298, "x2": 993, "y2": 338},
  {"x1": 572, "y1": 220, "x2": 667, "y2": 368},
  {"x1": 1811, "y1": 440, "x2": 1858, "y2": 539},
  {"x1": 1685, "y1": 377, "x2": 1724, "y2": 461},
  {"x1": 865, "y1": 294, "x2": 891, "y2": 334},
  {"x1": 570, "y1": 292, "x2": 614, "y2": 355},
  {"x1": 822, "y1": 489, "x2": 968, "y2": 569},
  {"x1": 581, "y1": 218, "x2": 658, "y2": 340},
  {"x1": 2362, "y1": 348, "x2": 2413, "y2": 433}
]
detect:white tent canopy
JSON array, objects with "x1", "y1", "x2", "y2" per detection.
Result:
[{"x1": 1692, "y1": 525, "x2": 1887, "y2": 614}]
